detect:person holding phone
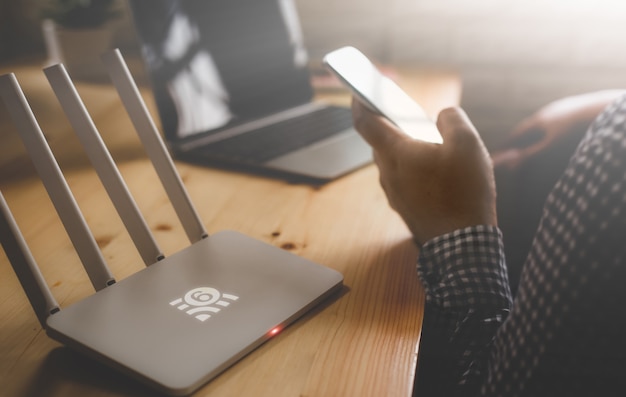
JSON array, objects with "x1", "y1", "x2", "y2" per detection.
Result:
[{"x1": 351, "y1": 89, "x2": 626, "y2": 395}]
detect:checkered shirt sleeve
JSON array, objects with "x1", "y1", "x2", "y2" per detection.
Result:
[
  {"x1": 418, "y1": 225, "x2": 511, "y2": 312},
  {"x1": 416, "y1": 226, "x2": 512, "y2": 396}
]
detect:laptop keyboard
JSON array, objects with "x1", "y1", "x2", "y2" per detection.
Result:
[{"x1": 195, "y1": 106, "x2": 354, "y2": 164}]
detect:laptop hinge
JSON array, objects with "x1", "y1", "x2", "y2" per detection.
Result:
[{"x1": 178, "y1": 102, "x2": 327, "y2": 152}]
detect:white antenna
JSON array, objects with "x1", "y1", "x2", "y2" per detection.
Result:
[
  {"x1": 0, "y1": 73, "x2": 115, "y2": 291},
  {"x1": 0, "y1": 191, "x2": 60, "y2": 327},
  {"x1": 43, "y1": 64, "x2": 164, "y2": 266},
  {"x1": 101, "y1": 49, "x2": 208, "y2": 243}
]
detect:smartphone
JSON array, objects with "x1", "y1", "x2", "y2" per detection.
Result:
[{"x1": 323, "y1": 46, "x2": 442, "y2": 144}]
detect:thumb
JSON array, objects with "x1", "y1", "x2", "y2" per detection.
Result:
[
  {"x1": 435, "y1": 107, "x2": 480, "y2": 145},
  {"x1": 492, "y1": 119, "x2": 547, "y2": 169},
  {"x1": 351, "y1": 98, "x2": 407, "y2": 150},
  {"x1": 500, "y1": 113, "x2": 546, "y2": 151}
]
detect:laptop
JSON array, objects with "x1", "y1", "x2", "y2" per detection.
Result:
[{"x1": 126, "y1": 0, "x2": 372, "y2": 183}]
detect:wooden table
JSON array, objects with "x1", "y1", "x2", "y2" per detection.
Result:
[{"x1": 0, "y1": 62, "x2": 460, "y2": 397}]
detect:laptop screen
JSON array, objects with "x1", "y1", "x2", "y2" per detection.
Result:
[{"x1": 127, "y1": 0, "x2": 313, "y2": 140}]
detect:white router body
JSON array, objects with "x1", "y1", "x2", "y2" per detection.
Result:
[
  {"x1": 46, "y1": 231, "x2": 342, "y2": 395},
  {"x1": 0, "y1": 49, "x2": 343, "y2": 396}
]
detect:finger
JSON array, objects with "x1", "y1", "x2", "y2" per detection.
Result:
[
  {"x1": 515, "y1": 138, "x2": 550, "y2": 162},
  {"x1": 492, "y1": 139, "x2": 549, "y2": 170},
  {"x1": 499, "y1": 115, "x2": 546, "y2": 150},
  {"x1": 510, "y1": 116, "x2": 537, "y2": 139},
  {"x1": 492, "y1": 117, "x2": 547, "y2": 168},
  {"x1": 491, "y1": 149, "x2": 522, "y2": 169},
  {"x1": 506, "y1": 126, "x2": 546, "y2": 150},
  {"x1": 351, "y1": 98, "x2": 406, "y2": 150}
]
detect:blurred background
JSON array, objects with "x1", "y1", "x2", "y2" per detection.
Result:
[
  {"x1": 3, "y1": 0, "x2": 626, "y2": 146},
  {"x1": 2, "y1": 0, "x2": 625, "y2": 290}
]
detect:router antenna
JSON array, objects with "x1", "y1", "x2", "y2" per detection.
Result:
[
  {"x1": 0, "y1": 73, "x2": 115, "y2": 291},
  {"x1": 0, "y1": 191, "x2": 60, "y2": 328},
  {"x1": 44, "y1": 64, "x2": 164, "y2": 266},
  {"x1": 101, "y1": 49, "x2": 208, "y2": 243}
]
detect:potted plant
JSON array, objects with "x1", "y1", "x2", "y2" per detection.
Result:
[
  {"x1": 42, "y1": 0, "x2": 121, "y2": 29},
  {"x1": 41, "y1": 0, "x2": 121, "y2": 80}
]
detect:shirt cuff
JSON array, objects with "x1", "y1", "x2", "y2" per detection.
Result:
[{"x1": 417, "y1": 225, "x2": 512, "y2": 311}]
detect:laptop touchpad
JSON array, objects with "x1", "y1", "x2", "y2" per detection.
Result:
[{"x1": 263, "y1": 130, "x2": 372, "y2": 180}]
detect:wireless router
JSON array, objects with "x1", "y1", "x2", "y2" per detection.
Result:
[{"x1": 0, "y1": 49, "x2": 343, "y2": 396}]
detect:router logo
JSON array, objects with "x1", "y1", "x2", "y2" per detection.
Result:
[{"x1": 170, "y1": 287, "x2": 239, "y2": 322}]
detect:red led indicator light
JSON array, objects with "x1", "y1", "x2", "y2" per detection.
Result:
[{"x1": 269, "y1": 327, "x2": 281, "y2": 336}]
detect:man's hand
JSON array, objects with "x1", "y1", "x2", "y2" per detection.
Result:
[
  {"x1": 352, "y1": 99, "x2": 497, "y2": 245},
  {"x1": 492, "y1": 90, "x2": 626, "y2": 170}
]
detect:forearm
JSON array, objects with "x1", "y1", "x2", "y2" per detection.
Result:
[
  {"x1": 554, "y1": 90, "x2": 626, "y2": 129},
  {"x1": 415, "y1": 226, "x2": 512, "y2": 396}
]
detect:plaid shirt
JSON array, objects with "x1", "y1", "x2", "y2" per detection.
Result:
[{"x1": 415, "y1": 95, "x2": 626, "y2": 396}]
